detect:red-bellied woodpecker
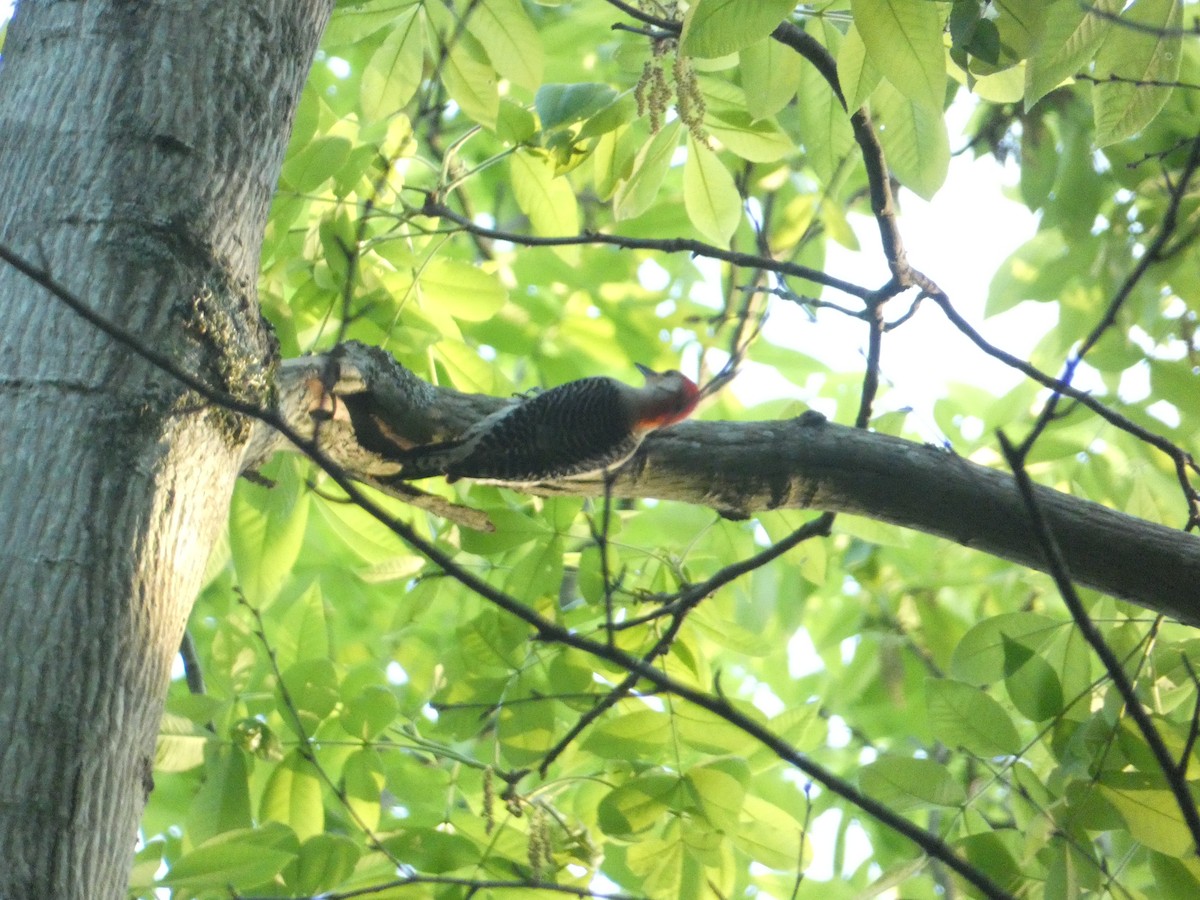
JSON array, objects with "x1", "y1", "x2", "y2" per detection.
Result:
[{"x1": 395, "y1": 364, "x2": 701, "y2": 485}]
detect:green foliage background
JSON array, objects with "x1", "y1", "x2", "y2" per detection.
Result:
[{"x1": 131, "y1": 1, "x2": 1200, "y2": 898}]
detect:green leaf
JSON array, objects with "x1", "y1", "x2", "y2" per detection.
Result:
[
  {"x1": 1002, "y1": 634, "x2": 1065, "y2": 722},
  {"x1": 418, "y1": 257, "x2": 509, "y2": 321},
  {"x1": 951, "y1": 612, "x2": 1064, "y2": 683},
  {"x1": 704, "y1": 109, "x2": 793, "y2": 162},
  {"x1": 384, "y1": 828, "x2": 481, "y2": 873},
  {"x1": 926, "y1": 678, "x2": 1022, "y2": 757},
  {"x1": 339, "y1": 685, "x2": 400, "y2": 741},
  {"x1": 954, "y1": 832, "x2": 1023, "y2": 895},
  {"x1": 428, "y1": 6, "x2": 499, "y2": 129},
  {"x1": 577, "y1": 91, "x2": 638, "y2": 141},
  {"x1": 186, "y1": 746, "x2": 253, "y2": 845},
  {"x1": 288, "y1": 834, "x2": 361, "y2": 896},
  {"x1": 739, "y1": 37, "x2": 802, "y2": 120},
  {"x1": 229, "y1": 458, "x2": 310, "y2": 604},
  {"x1": 675, "y1": 702, "x2": 762, "y2": 755},
  {"x1": 851, "y1": 0, "x2": 947, "y2": 113},
  {"x1": 281, "y1": 135, "x2": 352, "y2": 193},
  {"x1": 497, "y1": 694, "x2": 557, "y2": 765},
  {"x1": 598, "y1": 772, "x2": 682, "y2": 836},
  {"x1": 261, "y1": 751, "x2": 324, "y2": 842},
  {"x1": 459, "y1": 507, "x2": 549, "y2": 554},
  {"x1": 1150, "y1": 855, "x2": 1200, "y2": 898},
  {"x1": 469, "y1": 0, "x2": 543, "y2": 93},
  {"x1": 1097, "y1": 771, "x2": 1196, "y2": 856},
  {"x1": 838, "y1": 23, "x2": 882, "y2": 110},
  {"x1": 324, "y1": 1, "x2": 421, "y2": 47},
  {"x1": 155, "y1": 713, "x2": 209, "y2": 773},
  {"x1": 1092, "y1": 0, "x2": 1182, "y2": 146},
  {"x1": 684, "y1": 757, "x2": 749, "y2": 830},
  {"x1": 584, "y1": 708, "x2": 671, "y2": 759},
  {"x1": 798, "y1": 19, "x2": 855, "y2": 182},
  {"x1": 496, "y1": 98, "x2": 537, "y2": 143},
  {"x1": 537, "y1": 82, "x2": 618, "y2": 129},
  {"x1": 733, "y1": 797, "x2": 810, "y2": 870},
  {"x1": 510, "y1": 148, "x2": 581, "y2": 250},
  {"x1": 683, "y1": 136, "x2": 741, "y2": 246},
  {"x1": 871, "y1": 79, "x2": 950, "y2": 199},
  {"x1": 614, "y1": 120, "x2": 682, "y2": 220},
  {"x1": 680, "y1": 0, "x2": 797, "y2": 58},
  {"x1": 279, "y1": 658, "x2": 341, "y2": 734},
  {"x1": 593, "y1": 127, "x2": 640, "y2": 200},
  {"x1": 160, "y1": 824, "x2": 298, "y2": 891},
  {"x1": 1024, "y1": 0, "x2": 1121, "y2": 109},
  {"x1": 318, "y1": 209, "x2": 356, "y2": 284},
  {"x1": 986, "y1": 228, "x2": 1072, "y2": 315},
  {"x1": 360, "y1": 7, "x2": 424, "y2": 121},
  {"x1": 343, "y1": 747, "x2": 386, "y2": 831},
  {"x1": 859, "y1": 756, "x2": 966, "y2": 811},
  {"x1": 505, "y1": 535, "x2": 564, "y2": 600},
  {"x1": 287, "y1": 583, "x2": 331, "y2": 665}
]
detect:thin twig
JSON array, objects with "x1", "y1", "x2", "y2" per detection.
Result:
[
  {"x1": 418, "y1": 195, "x2": 871, "y2": 299},
  {"x1": 997, "y1": 431, "x2": 1200, "y2": 854}
]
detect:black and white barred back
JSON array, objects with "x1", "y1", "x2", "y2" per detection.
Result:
[
  {"x1": 396, "y1": 370, "x2": 699, "y2": 485},
  {"x1": 443, "y1": 377, "x2": 642, "y2": 483}
]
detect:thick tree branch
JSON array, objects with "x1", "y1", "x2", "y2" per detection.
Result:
[{"x1": 277, "y1": 343, "x2": 1200, "y2": 626}]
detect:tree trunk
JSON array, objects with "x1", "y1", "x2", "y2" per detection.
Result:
[{"x1": 0, "y1": 3, "x2": 329, "y2": 897}]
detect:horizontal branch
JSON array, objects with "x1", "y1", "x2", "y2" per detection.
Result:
[{"x1": 271, "y1": 342, "x2": 1200, "y2": 626}]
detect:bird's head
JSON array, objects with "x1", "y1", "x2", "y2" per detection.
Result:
[{"x1": 631, "y1": 363, "x2": 701, "y2": 431}]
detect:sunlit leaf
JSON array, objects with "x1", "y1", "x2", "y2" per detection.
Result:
[
  {"x1": 598, "y1": 772, "x2": 683, "y2": 836},
  {"x1": 926, "y1": 678, "x2": 1022, "y2": 757},
  {"x1": 229, "y1": 458, "x2": 310, "y2": 605},
  {"x1": 1093, "y1": 0, "x2": 1182, "y2": 146},
  {"x1": 261, "y1": 751, "x2": 324, "y2": 842},
  {"x1": 838, "y1": 23, "x2": 882, "y2": 110},
  {"x1": 339, "y1": 685, "x2": 400, "y2": 741},
  {"x1": 1097, "y1": 771, "x2": 1196, "y2": 857},
  {"x1": 360, "y1": 7, "x2": 424, "y2": 121},
  {"x1": 469, "y1": 0, "x2": 543, "y2": 93},
  {"x1": 860, "y1": 756, "x2": 966, "y2": 811},
  {"x1": 614, "y1": 120, "x2": 682, "y2": 219},
  {"x1": 951, "y1": 612, "x2": 1065, "y2": 683},
  {"x1": 537, "y1": 82, "x2": 618, "y2": 129},
  {"x1": 851, "y1": 0, "x2": 946, "y2": 113},
  {"x1": 739, "y1": 37, "x2": 802, "y2": 120},
  {"x1": 343, "y1": 748, "x2": 386, "y2": 831},
  {"x1": 287, "y1": 834, "x2": 361, "y2": 896},
  {"x1": 418, "y1": 258, "x2": 509, "y2": 322},
  {"x1": 705, "y1": 108, "x2": 794, "y2": 162},
  {"x1": 510, "y1": 147, "x2": 581, "y2": 253},
  {"x1": 683, "y1": 135, "x2": 741, "y2": 246},
  {"x1": 871, "y1": 79, "x2": 950, "y2": 199},
  {"x1": 680, "y1": 0, "x2": 797, "y2": 58},
  {"x1": 159, "y1": 824, "x2": 298, "y2": 891},
  {"x1": 1025, "y1": 0, "x2": 1121, "y2": 108}
]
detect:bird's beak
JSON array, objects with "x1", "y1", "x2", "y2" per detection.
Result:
[{"x1": 634, "y1": 362, "x2": 655, "y2": 379}]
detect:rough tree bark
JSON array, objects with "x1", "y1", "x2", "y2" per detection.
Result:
[{"x1": 0, "y1": 3, "x2": 330, "y2": 897}]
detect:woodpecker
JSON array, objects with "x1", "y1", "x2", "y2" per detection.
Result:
[{"x1": 395, "y1": 364, "x2": 700, "y2": 485}]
